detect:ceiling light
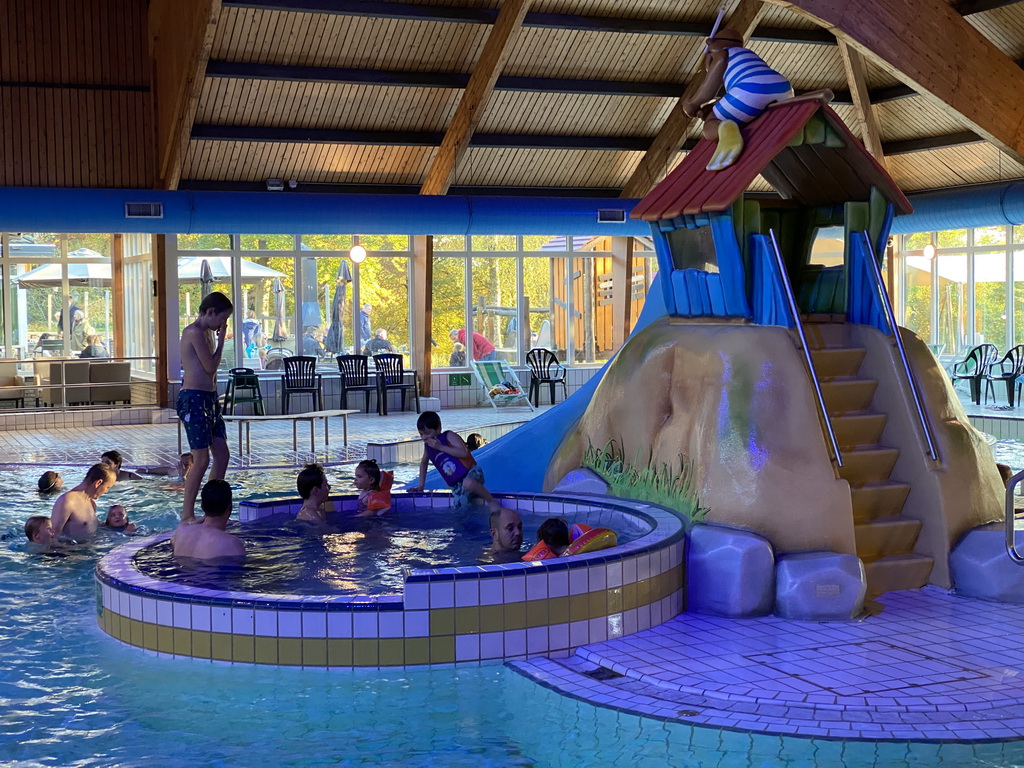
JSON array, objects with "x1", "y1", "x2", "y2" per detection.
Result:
[
  {"x1": 924, "y1": 242, "x2": 936, "y2": 260},
  {"x1": 349, "y1": 245, "x2": 367, "y2": 263}
]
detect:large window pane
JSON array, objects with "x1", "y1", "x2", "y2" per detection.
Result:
[
  {"x1": 259, "y1": 255, "x2": 296, "y2": 369},
  {"x1": 937, "y1": 229, "x2": 967, "y2": 248},
  {"x1": 903, "y1": 254, "x2": 933, "y2": 345},
  {"x1": 974, "y1": 251, "x2": 1007, "y2": 350},
  {"x1": 434, "y1": 235, "x2": 466, "y2": 252},
  {"x1": 471, "y1": 235, "x2": 516, "y2": 252},
  {"x1": 177, "y1": 256, "x2": 238, "y2": 372},
  {"x1": 122, "y1": 234, "x2": 155, "y2": 374},
  {"x1": 177, "y1": 234, "x2": 231, "y2": 250},
  {"x1": 937, "y1": 252, "x2": 968, "y2": 356},
  {"x1": 470, "y1": 256, "x2": 518, "y2": 363},
  {"x1": 358, "y1": 257, "x2": 410, "y2": 363},
  {"x1": 523, "y1": 257, "x2": 552, "y2": 354},
  {"x1": 433, "y1": 256, "x2": 467, "y2": 367},
  {"x1": 903, "y1": 232, "x2": 932, "y2": 250},
  {"x1": 240, "y1": 234, "x2": 295, "y2": 251},
  {"x1": 974, "y1": 226, "x2": 1006, "y2": 246},
  {"x1": 301, "y1": 235, "x2": 353, "y2": 251},
  {"x1": 1014, "y1": 252, "x2": 1024, "y2": 347}
]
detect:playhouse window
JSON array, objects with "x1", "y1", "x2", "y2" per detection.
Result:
[
  {"x1": 666, "y1": 226, "x2": 717, "y2": 272},
  {"x1": 809, "y1": 226, "x2": 845, "y2": 267}
]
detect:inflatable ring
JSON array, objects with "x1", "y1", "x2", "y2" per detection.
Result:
[
  {"x1": 564, "y1": 527, "x2": 617, "y2": 556},
  {"x1": 523, "y1": 541, "x2": 559, "y2": 561}
]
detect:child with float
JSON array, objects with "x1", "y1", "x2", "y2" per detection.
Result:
[
  {"x1": 354, "y1": 459, "x2": 393, "y2": 517},
  {"x1": 523, "y1": 517, "x2": 618, "y2": 561}
]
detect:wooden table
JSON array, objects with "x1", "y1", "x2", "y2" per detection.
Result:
[{"x1": 178, "y1": 409, "x2": 359, "y2": 459}]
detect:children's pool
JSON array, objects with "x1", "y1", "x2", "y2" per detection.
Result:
[{"x1": 4, "y1": 464, "x2": 1024, "y2": 766}]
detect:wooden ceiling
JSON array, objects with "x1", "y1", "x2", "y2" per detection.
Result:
[{"x1": 6, "y1": 0, "x2": 1024, "y2": 198}]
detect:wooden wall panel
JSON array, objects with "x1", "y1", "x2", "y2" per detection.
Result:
[
  {"x1": 477, "y1": 91, "x2": 675, "y2": 136},
  {"x1": 457, "y1": 147, "x2": 642, "y2": 187},
  {"x1": 0, "y1": 0, "x2": 153, "y2": 188},
  {"x1": 875, "y1": 95, "x2": 970, "y2": 143}
]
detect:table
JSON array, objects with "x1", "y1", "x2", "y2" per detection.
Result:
[{"x1": 177, "y1": 409, "x2": 358, "y2": 459}]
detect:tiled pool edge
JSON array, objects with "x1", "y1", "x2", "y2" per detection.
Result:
[{"x1": 94, "y1": 493, "x2": 686, "y2": 667}]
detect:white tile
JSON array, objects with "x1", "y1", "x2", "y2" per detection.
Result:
[
  {"x1": 172, "y1": 602, "x2": 191, "y2": 629},
  {"x1": 327, "y1": 611, "x2": 353, "y2": 638},
  {"x1": 526, "y1": 573, "x2": 547, "y2": 601},
  {"x1": 192, "y1": 604, "x2": 212, "y2": 632},
  {"x1": 102, "y1": 585, "x2": 113, "y2": 609},
  {"x1": 141, "y1": 597, "x2": 156, "y2": 624},
  {"x1": 479, "y1": 631, "x2": 504, "y2": 660},
  {"x1": 278, "y1": 611, "x2": 303, "y2": 638},
  {"x1": 548, "y1": 623, "x2": 569, "y2": 652},
  {"x1": 232, "y1": 607, "x2": 255, "y2": 635},
  {"x1": 527, "y1": 626, "x2": 549, "y2": 654},
  {"x1": 589, "y1": 565, "x2": 607, "y2": 592},
  {"x1": 455, "y1": 580, "x2": 479, "y2": 607},
  {"x1": 254, "y1": 610, "x2": 278, "y2": 636},
  {"x1": 547, "y1": 570, "x2": 569, "y2": 598},
  {"x1": 607, "y1": 561, "x2": 623, "y2": 588},
  {"x1": 302, "y1": 612, "x2": 327, "y2": 638},
  {"x1": 379, "y1": 612, "x2": 404, "y2": 638},
  {"x1": 504, "y1": 575, "x2": 526, "y2": 603},
  {"x1": 156, "y1": 599, "x2": 173, "y2": 627},
  {"x1": 353, "y1": 611, "x2": 378, "y2": 638},
  {"x1": 588, "y1": 616, "x2": 608, "y2": 643},
  {"x1": 569, "y1": 620, "x2": 589, "y2": 648},
  {"x1": 478, "y1": 578, "x2": 503, "y2": 606},
  {"x1": 636, "y1": 603, "x2": 651, "y2": 632},
  {"x1": 504, "y1": 629, "x2": 526, "y2": 656},
  {"x1": 404, "y1": 583, "x2": 429, "y2": 610},
  {"x1": 607, "y1": 612, "x2": 624, "y2": 639},
  {"x1": 404, "y1": 610, "x2": 429, "y2": 637},
  {"x1": 568, "y1": 568, "x2": 589, "y2": 596},
  {"x1": 623, "y1": 608, "x2": 638, "y2": 637},
  {"x1": 430, "y1": 581, "x2": 455, "y2": 609},
  {"x1": 212, "y1": 605, "x2": 232, "y2": 633},
  {"x1": 622, "y1": 556, "x2": 637, "y2": 584},
  {"x1": 455, "y1": 634, "x2": 480, "y2": 662}
]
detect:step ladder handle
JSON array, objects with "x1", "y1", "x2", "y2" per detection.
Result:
[{"x1": 1007, "y1": 470, "x2": 1024, "y2": 564}]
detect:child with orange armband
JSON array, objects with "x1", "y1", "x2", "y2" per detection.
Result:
[{"x1": 355, "y1": 459, "x2": 393, "y2": 517}]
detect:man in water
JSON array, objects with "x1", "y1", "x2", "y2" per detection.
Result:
[
  {"x1": 486, "y1": 507, "x2": 523, "y2": 563},
  {"x1": 172, "y1": 479, "x2": 245, "y2": 562},
  {"x1": 50, "y1": 463, "x2": 117, "y2": 542},
  {"x1": 177, "y1": 291, "x2": 233, "y2": 522}
]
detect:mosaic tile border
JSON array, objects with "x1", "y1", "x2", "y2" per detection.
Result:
[{"x1": 95, "y1": 493, "x2": 686, "y2": 667}]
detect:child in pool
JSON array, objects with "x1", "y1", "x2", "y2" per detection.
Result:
[
  {"x1": 296, "y1": 463, "x2": 332, "y2": 524},
  {"x1": 355, "y1": 459, "x2": 393, "y2": 517},
  {"x1": 523, "y1": 517, "x2": 571, "y2": 561},
  {"x1": 104, "y1": 504, "x2": 137, "y2": 533},
  {"x1": 24, "y1": 515, "x2": 56, "y2": 548}
]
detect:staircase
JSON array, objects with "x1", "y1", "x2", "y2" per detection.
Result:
[{"x1": 805, "y1": 322, "x2": 934, "y2": 596}]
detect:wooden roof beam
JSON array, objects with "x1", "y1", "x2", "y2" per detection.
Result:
[
  {"x1": 837, "y1": 42, "x2": 884, "y2": 161},
  {"x1": 151, "y1": 0, "x2": 222, "y2": 190},
  {"x1": 419, "y1": 0, "x2": 532, "y2": 195},
  {"x1": 954, "y1": 0, "x2": 1024, "y2": 15},
  {"x1": 770, "y1": 0, "x2": 1024, "y2": 165}
]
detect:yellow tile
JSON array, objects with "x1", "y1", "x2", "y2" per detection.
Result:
[
  {"x1": 211, "y1": 632, "x2": 233, "y2": 661},
  {"x1": 279, "y1": 638, "x2": 302, "y2": 666},
  {"x1": 608, "y1": 587, "x2": 623, "y2": 614},
  {"x1": 233, "y1": 635, "x2": 255, "y2": 663},
  {"x1": 173, "y1": 628, "x2": 192, "y2": 656},
  {"x1": 455, "y1": 607, "x2": 479, "y2": 634},
  {"x1": 548, "y1": 596, "x2": 569, "y2": 621},
  {"x1": 106, "y1": 612, "x2": 120, "y2": 640},
  {"x1": 526, "y1": 599, "x2": 548, "y2": 629},
  {"x1": 303, "y1": 638, "x2": 327, "y2": 666},
  {"x1": 479, "y1": 604, "x2": 504, "y2": 632},
  {"x1": 127, "y1": 618, "x2": 142, "y2": 647},
  {"x1": 353, "y1": 639, "x2": 378, "y2": 667},
  {"x1": 430, "y1": 608, "x2": 455, "y2": 636},
  {"x1": 404, "y1": 638, "x2": 430, "y2": 665},
  {"x1": 157, "y1": 625, "x2": 174, "y2": 654},
  {"x1": 637, "y1": 578, "x2": 652, "y2": 606},
  {"x1": 379, "y1": 638, "x2": 404, "y2": 667},
  {"x1": 327, "y1": 638, "x2": 353, "y2": 667},
  {"x1": 255, "y1": 637, "x2": 278, "y2": 665},
  {"x1": 588, "y1": 591, "x2": 607, "y2": 620},
  {"x1": 671, "y1": 566, "x2": 684, "y2": 593},
  {"x1": 192, "y1": 630, "x2": 212, "y2": 659},
  {"x1": 143, "y1": 622, "x2": 159, "y2": 651},
  {"x1": 569, "y1": 596, "x2": 589, "y2": 623},
  {"x1": 430, "y1": 636, "x2": 455, "y2": 664},
  {"x1": 504, "y1": 601, "x2": 526, "y2": 631},
  {"x1": 623, "y1": 582, "x2": 638, "y2": 612}
]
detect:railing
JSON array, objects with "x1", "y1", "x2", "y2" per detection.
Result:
[
  {"x1": 1006, "y1": 470, "x2": 1024, "y2": 564},
  {"x1": 855, "y1": 231, "x2": 940, "y2": 463},
  {"x1": 767, "y1": 229, "x2": 843, "y2": 468},
  {"x1": 4, "y1": 355, "x2": 159, "y2": 412}
]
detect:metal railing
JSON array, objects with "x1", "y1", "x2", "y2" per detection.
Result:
[
  {"x1": 767, "y1": 229, "x2": 843, "y2": 468},
  {"x1": 856, "y1": 231, "x2": 939, "y2": 463},
  {"x1": 1006, "y1": 470, "x2": 1024, "y2": 564},
  {"x1": 5, "y1": 355, "x2": 159, "y2": 411}
]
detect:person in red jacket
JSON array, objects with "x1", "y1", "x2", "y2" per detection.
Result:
[{"x1": 449, "y1": 328, "x2": 496, "y2": 362}]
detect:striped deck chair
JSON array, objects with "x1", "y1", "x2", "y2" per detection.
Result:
[{"x1": 472, "y1": 360, "x2": 535, "y2": 412}]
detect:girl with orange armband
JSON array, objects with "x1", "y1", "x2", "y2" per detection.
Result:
[
  {"x1": 354, "y1": 459, "x2": 393, "y2": 517},
  {"x1": 523, "y1": 518, "x2": 570, "y2": 561}
]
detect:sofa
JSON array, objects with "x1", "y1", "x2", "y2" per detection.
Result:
[
  {"x1": 0, "y1": 361, "x2": 28, "y2": 407},
  {"x1": 36, "y1": 360, "x2": 132, "y2": 406}
]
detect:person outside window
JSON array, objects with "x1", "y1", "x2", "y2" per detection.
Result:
[
  {"x1": 449, "y1": 329, "x2": 496, "y2": 361},
  {"x1": 362, "y1": 328, "x2": 395, "y2": 356},
  {"x1": 302, "y1": 326, "x2": 327, "y2": 358},
  {"x1": 359, "y1": 304, "x2": 372, "y2": 346},
  {"x1": 79, "y1": 334, "x2": 109, "y2": 358},
  {"x1": 241, "y1": 310, "x2": 264, "y2": 357}
]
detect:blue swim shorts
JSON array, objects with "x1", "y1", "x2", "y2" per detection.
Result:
[
  {"x1": 176, "y1": 388, "x2": 227, "y2": 451},
  {"x1": 451, "y1": 465, "x2": 486, "y2": 509}
]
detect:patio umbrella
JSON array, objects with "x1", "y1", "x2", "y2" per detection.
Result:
[
  {"x1": 271, "y1": 277, "x2": 288, "y2": 342},
  {"x1": 324, "y1": 260, "x2": 352, "y2": 354},
  {"x1": 176, "y1": 256, "x2": 286, "y2": 283},
  {"x1": 12, "y1": 248, "x2": 110, "y2": 289},
  {"x1": 200, "y1": 259, "x2": 214, "y2": 300}
]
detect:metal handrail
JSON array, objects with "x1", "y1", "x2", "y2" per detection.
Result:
[
  {"x1": 857, "y1": 231, "x2": 940, "y2": 463},
  {"x1": 1006, "y1": 470, "x2": 1024, "y2": 564},
  {"x1": 767, "y1": 229, "x2": 843, "y2": 468}
]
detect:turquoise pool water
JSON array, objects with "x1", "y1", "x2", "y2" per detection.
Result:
[{"x1": 4, "y1": 465, "x2": 1024, "y2": 766}]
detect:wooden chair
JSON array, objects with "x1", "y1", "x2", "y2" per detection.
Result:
[
  {"x1": 281, "y1": 356, "x2": 322, "y2": 414},
  {"x1": 336, "y1": 354, "x2": 376, "y2": 413},
  {"x1": 985, "y1": 344, "x2": 1024, "y2": 407},
  {"x1": 472, "y1": 359, "x2": 534, "y2": 411},
  {"x1": 526, "y1": 347, "x2": 568, "y2": 406},
  {"x1": 951, "y1": 343, "x2": 998, "y2": 405},
  {"x1": 373, "y1": 353, "x2": 420, "y2": 416}
]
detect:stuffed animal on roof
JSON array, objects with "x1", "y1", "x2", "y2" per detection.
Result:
[{"x1": 682, "y1": 28, "x2": 794, "y2": 172}]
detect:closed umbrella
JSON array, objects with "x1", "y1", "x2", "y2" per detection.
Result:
[
  {"x1": 324, "y1": 261, "x2": 352, "y2": 354},
  {"x1": 200, "y1": 259, "x2": 214, "y2": 300},
  {"x1": 271, "y1": 277, "x2": 288, "y2": 342}
]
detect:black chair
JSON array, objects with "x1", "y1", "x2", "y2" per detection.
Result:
[
  {"x1": 223, "y1": 368, "x2": 265, "y2": 415},
  {"x1": 985, "y1": 344, "x2": 1024, "y2": 407},
  {"x1": 526, "y1": 348, "x2": 568, "y2": 406},
  {"x1": 336, "y1": 354, "x2": 376, "y2": 413},
  {"x1": 951, "y1": 343, "x2": 998, "y2": 405},
  {"x1": 281, "y1": 356, "x2": 322, "y2": 414},
  {"x1": 373, "y1": 353, "x2": 420, "y2": 416}
]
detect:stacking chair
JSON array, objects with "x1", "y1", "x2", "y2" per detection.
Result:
[
  {"x1": 281, "y1": 356, "x2": 322, "y2": 414},
  {"x1": 951, "y1": 343, "x2": 998, "y2": 405},
  {"x1": 526, "y1": 348, "x2": 568, "y2": 406},
  {"x1": 336, "y1": 354, "x2": 376, "y2": 413},
  {"x1": 373, "y1": 353, "x2": 420, "y2": 416},
  {"x1": 472, "y1": 359, "x2": 534, "y2": 411},
  {"x1": 985, "y1": 344, "x2": 1024, "y2": 407},
  {"x1": 223, "y1": 368, "x2": 265, "y2": 415}
]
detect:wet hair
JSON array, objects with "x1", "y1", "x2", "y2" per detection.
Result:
[
  {"x1": 200, "y1": 479, "x2": 232, "y2": 517},
  {"x1": 105, "y1": 505, "x2": 127, "y2": 527},
  {"x1": 416, "y1": 411, "x2": 441, "y2": 432},
  {"x1": 356, "y1": 460, "x2": 382, "y2": 491},
  {"x1": 85, "y1": 463, "x2": 116, "y2": 485},
  {"x1": 466, "y1": 433, "x2": 486, "y2": 451},
  {"x1": 998, "y1": 463, "x2": 1015, "y2": 486},
  {"x1": 38, "y1": 471, "x2": 60, "y2": 493},
  {"x1": 297, "y1": 463, "x2": 327, "y2": 500},
  {"x1": 538, "y1": 518, "x2": 570, "y2": 549},
  {"x1": 198, "y1": 291, "x2": 233, "y2": 316},
  {"x1": 101, "y1": 450, "x2": 124, "y2": 469},
  {"x1": 25, "y1": 516, "x2": 49, "y2": 542}
]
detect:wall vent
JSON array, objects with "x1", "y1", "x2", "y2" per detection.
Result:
[
  {"x1": 124, "y1": 202, "x2": 164, "y2": 219},
  {"x1": 596, "y1": 208, "x2": 627, "y2": 223}
]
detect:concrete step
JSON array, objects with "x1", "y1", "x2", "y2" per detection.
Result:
[
  {"x1": 864, "y1": 553, "x2": 934, "y2": 596},
  {"x1": 837, "y1": 446, "x2": 899, "y2": 485},
  {"x1": 854, "y1": 516, "x2": 923, "y2": 561},
  {"x1": 832, "y1": 412, "x2": 887, "y2": 449},
  {"x1": 850, "y1": 482, "x2": 911, "y2": 523},
  {"x1": 809, "y1": 347, "x2": 867, "y2": 378},
  {"x1": 820, "y1": 377, "x2": 877, "y2": 414}
]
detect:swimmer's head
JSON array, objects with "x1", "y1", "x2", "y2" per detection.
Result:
[
  {"x1": 105, "y1": 505, "x2": 128, "y2": 528},
  {"x1": 38, "y1": 471, "x2": 62, "y2": 494}
]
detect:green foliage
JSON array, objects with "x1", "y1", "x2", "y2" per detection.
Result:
[{"x1": 581, "y1": 439, "x2": 707, "y2": 523}]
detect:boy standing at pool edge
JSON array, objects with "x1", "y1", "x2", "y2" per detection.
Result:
[
  {"x1": 177, "y1": 291, "x2": 233, "y2": 522},
  {"x1": 414, "y1": 411, "x2": 501, "y2": 512}
]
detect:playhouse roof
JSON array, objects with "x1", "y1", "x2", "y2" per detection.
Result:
[{"x1": 631, "y1": 97, "x2": 913, "y2": 222}]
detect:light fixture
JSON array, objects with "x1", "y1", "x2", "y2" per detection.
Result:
[
  {"x1": 924, "y1": 242, "x2": 936, "y2": 260},
  {"x1": 349, "y1": 244, "x2": 367, "y2": 263},
  {"x1": 265, "y1": 178, "x2": 284, "y2": 191}
]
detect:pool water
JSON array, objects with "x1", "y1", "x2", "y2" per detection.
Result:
[{"x1": 5, "y1": 464, "x2": 1024, "y2": 766}]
